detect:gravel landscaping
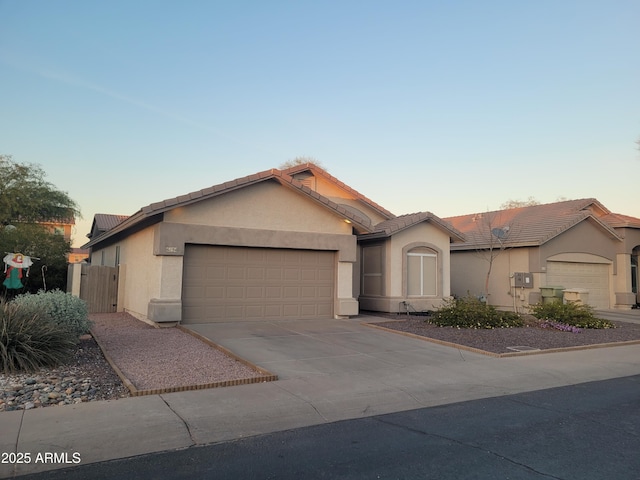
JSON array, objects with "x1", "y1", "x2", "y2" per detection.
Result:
[
  {"x1": 366, "y1": 313, "x2": 640, "y2": 355},
  {"x1": 1, "y1": 312, "x2": 269, "y2": 412},
  {"x1": 0, "y1": 335, "x2": 130, "y2": 412}
]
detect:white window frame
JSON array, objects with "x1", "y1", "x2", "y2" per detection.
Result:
[{"x1": 407, "y1": 251, "x2": 437, "y2": 296}]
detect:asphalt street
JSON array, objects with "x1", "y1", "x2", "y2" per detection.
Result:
[{"x1": 16, "y1": 374, "x2": 640, "y2": 480}]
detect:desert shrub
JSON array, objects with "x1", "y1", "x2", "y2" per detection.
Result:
[
  {"x1": 530, "y1": 302, "x2": 614, "y2": 329},
  {"x1": 431, "y1": 296, "x2": 523, "y2": 329},
  {"x1": 0, "y1": 301, "x2": 77, "y2": 373},
  {"x1": 13, "y1": 290, "x2": 92, "y2": 337}
]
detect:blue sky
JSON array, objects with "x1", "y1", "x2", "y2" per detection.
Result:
[{"x1": 1, "y1": 1, "x2": 638, "y2": 247}]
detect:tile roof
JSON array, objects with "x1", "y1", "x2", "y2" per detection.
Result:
[
  {"x1": 93, "y1": 214, "x2": 130, "y2": 232},
  {"x1": 85, "y1": 214, "x2": 129, "y2": 240},
  {"x1": 83, "y1": 168, "x2": 377, "y2": 249},
  {"x1": 281, "y1": 163, "x2": 396, "y2": 220},
  {"x1": 444, "y1": 198, "x2": 622, "y2": 250},
  {"x1": 601, "y1": 212, "x2": 640, "y2": 229},
  {"x1": 359, "y1": 211, "x2": 466, "y2": 242}
]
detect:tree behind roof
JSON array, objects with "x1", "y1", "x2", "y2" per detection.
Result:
[
  {"x1": 0, "y1": 155, "x2": 80, "y2": 226},
  {"x1": 0, "y1": 155, "x2": 79, "y2": 293}
]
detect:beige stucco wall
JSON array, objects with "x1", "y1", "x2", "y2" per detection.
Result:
[
  {"x1": 388, "y1": 225, "x2": 451, "y2": 297},
  {"x1": 164, "y1": 180, "x2": 352, "y2": 236},
  {"x1": 450, "y1": 248, "x2": 536, "y2": 310},
  {"x1": 92, "y1": 180, "x2": 361, "y2": 323},
  {"x1": 90, "y1": 223, "x2": 177, "y2": 322},
  {"x1": 538, "y1": 220, "x2": 617, "y2": 269},
  {"x1": 359, "y1": 222, "x2": 454, "y2": 313},
  {"x1": 313, "y1": 175, "x2": 391, "y2": 226},
  {"x1": 120, "y1": 227, "x2": 166, "y2": 321}
]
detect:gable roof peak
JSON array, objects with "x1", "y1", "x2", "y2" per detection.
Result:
[
  {"x1": 281, "y1": 163, "x2": 395, "y2": 220},
  {"x1": 361, "y1": 211, "x2": 465, "y2": 243}
]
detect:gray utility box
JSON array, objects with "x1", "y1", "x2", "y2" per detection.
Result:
[{"x1": 514, "y1": 272, "x2": 533, "y2": 288}]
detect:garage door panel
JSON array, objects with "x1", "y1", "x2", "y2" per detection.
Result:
[
  {"x1": 547, "y1": 261, "x2": 609, "y2": 309},
  {"x1": 283, "y1": 286, "x2": 300, "y2": 298},
  {"x1": 182, "y1": 286, "x2": 204, "y2": 299},
  {"x1": 264, "y1": 305, "x2": 282, "y2": 317},
  {"x1": 317, "y1": 286, "x2": 333, "y2": 298},
  {"x1": 301, "y1": 269, "x2": 318, "y2": 281},
  {"x1": 284, "y1": 252, "x2": 301, "y2": 264},
  {"x1": 246, "y1": 286, "x2": 264, "y2": 298},
  {"x1": 246, "y1": 249, "x2": 265, "y2": 262},
  {"x1": 227, "y1": 267, "x2": 245, "y2": 280},
  {"x1": 318, "y1": 269, "x2": 333, "y2": 282},
  {"x1": 205, "y1": 266, "x2": 225, "y2": 280},
  {"x1": 283, "y1": 304, "x2": 301, "y2": 316},
  {"x1": 247, "y1": 267, "x2": 265, "y2": 280},
  {"x1": 265, "y1": 250, "x2": 284, "y2": 263},
  {"x1": 301, "y1": 305, "x2": 317, "y2": 316},
  {"x1": 265, "y1": 286, "x2": 282, "y2": 299},
  {"x1": 284, "y1": 268, "x2": 301, "y2": 281},
  {"x1": 206, "y1": 286, "x2": 224, "y2": 299},
  {"x1": 226, "y1": 286, "x2": 244, "y2": 299},
  {"x1": 182, "y1": 245, "x2": 335, "y2": 323},
  {"x1": 245, "y1": 305, "x2": 265, "y2": 318}
]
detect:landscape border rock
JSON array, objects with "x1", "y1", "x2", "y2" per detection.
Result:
[{"x1": 365, "y1": 317, "x2": 640, "y2": 357}]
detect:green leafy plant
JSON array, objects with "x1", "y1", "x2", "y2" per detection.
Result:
[
  {"x1": 0, "y1": 301, "x2": 77, "y2": 373},
  {"x1": 430, "y1": 296, "x2": 523, "y2": 329},
  {"x1": 13, "y1": 290, "x2": 92, "y2": 337},
  {"x1": 530, "y1": 302, "x2": 614, "y2": 329}
]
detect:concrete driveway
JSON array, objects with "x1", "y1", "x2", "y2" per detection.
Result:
[
  {"x1": 183, "y1": 315, "x2": 640, "y2": 423},
  {"x1": 3, "y1": 314, "x2": 640, "y2": 478}
]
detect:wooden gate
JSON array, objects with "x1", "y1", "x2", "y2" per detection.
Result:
[{"x1": 79, "y1": 265, "x2": 118, "y2": 313}]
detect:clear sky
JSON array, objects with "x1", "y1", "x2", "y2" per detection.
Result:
[{"x1": 1, "y1": 1, "x2": 638, "y2": 247}]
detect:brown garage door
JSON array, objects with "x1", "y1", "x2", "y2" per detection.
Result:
[{"x1": 182, "y1": 245, "x2": 335, "y2": 323}]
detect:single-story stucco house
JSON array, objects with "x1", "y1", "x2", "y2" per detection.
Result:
[
  {"x1": 82, "y1": 164, "x2": 465, "y2": 325},
  {"x1": 444, "y1": 198, "x2": 640, "y2": 311}
]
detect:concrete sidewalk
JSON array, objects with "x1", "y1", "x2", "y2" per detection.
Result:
[{"x1": 2, "y1": 315, "x2": 640, "y2": 478}]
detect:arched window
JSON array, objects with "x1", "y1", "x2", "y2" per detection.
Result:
[{"x1": 407, "y1": 247, "x2": 437, "y2": 296}]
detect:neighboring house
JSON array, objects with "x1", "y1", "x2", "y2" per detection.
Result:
[
  {"x1": 445, "y1": 199, "x2": 640, "y2": 310},
  {"x1": 68, "y1": 248, "x2": 89, "y2": 263},
  {"x1": 36, "y1": 217, "x2": 75, "y2": 242},
  {"x1": 86, "y1": 214, "x2": 130, "y2": 242},
  {"x1": 82, "y1": 164, "x2": 464, "y2": 325}
]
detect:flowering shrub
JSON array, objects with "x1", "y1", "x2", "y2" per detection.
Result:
[
  {"x1": 430, "y1": 296, "x2": 523, "y2": 329},
  {"x1": 531, "y1": 302, "x2": 614, "y2": 329},
  {"x1": 540, "y1": 320, "x2": 583, "y2": 333}
]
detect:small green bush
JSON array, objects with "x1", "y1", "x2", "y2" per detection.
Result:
[
  {"x1": 1, "y1": 301, "x2": 77, "y2": 373},
  {"x1": 431, "y1": 296, "x2": 523, "y2": 329},
  {"x1": 530, "y1": 302, "x2": 614, "y2": 329},
  {"x1": 13, "y1": 290, "x2": 92, "y2": 338}
]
